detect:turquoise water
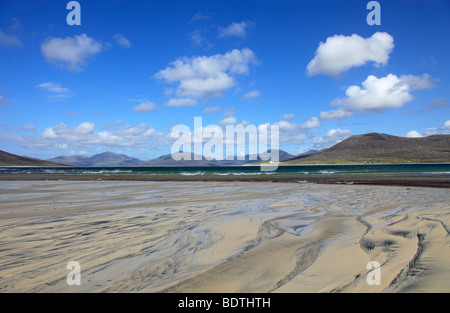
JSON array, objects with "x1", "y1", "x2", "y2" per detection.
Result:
[{"x1": 1, "y1": 164, "x2": 450, "y2": 178}]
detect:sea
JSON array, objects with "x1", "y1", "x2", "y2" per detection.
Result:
[{"x1": 1, "y1": 164, "x2": 450, "y2": 182}]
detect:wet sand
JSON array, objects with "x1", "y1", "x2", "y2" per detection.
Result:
[{"x1": 0, "y1": 181, "x2": 449, "y2": 293}]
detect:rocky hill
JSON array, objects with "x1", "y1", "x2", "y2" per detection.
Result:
[
  {"x1": 0, "y1": 150, "x2": 68, "y2": 167},
  {"x1": 284, "y1": 133, "x2": 450, "y2": 164}
]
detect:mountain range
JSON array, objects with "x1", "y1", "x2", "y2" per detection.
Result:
[
  {"x1": 47, "y1": 149, "x2": 296, "y2": 167},
  {"x1": 1, "y1": 133, "x2": 449, "y2": 167}
]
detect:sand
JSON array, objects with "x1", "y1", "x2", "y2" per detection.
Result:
[{"x1": 0, "y1": 180, "x2": 449, "y2": 293}]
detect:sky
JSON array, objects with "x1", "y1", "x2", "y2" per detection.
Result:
[{"x1": 0, "y1": 0, "x2": 449, "y2": 160}]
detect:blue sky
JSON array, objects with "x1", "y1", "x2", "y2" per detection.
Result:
[{"x1": 0, "y1": 0, "x2": 449, "y2": 160}]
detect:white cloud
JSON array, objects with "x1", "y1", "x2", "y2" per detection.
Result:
[
  {"x1": 155, "y1": 48, "x2": 257, "y2": 100},
  {"x1": 312, "y1": 129, "x2": 352, "y2": 150},
  {"x1": 41, "y1": 34, "x2": 102, "y2": 71},
  {"x1": 400, "y1": 73, "x2": 435, "y2": 91},
  {"x1": 218, "y1": 21, "x2": 254, "y2": 38},
  {"x1": 275, "y1": 116, "x2": 321, "y2": 133},
  {"x1": 271, "y1": 116, "x2": 321, "y2": 145},
  {"x1": 55, "y1": 143, "x2": 68, "y2": 150},
  {"x1": 188, "y1": 30, "x2": 212, "y2": 49},
  {"x1": 133, "y1": 100, "x2": 157, "y2": 113},
  {"x1": 0, "y1": 29, "x2": 21, "y2": 47},
  {"x1": 37, "y1": 82, "x2": 70, "y2": 94},
  {"x1": 37, "y1": 82, "x2": 72, "y2": 102},
  {"x1": 330, "y1": 74, "x2": 435, "y2": 113},
  {"x1": 439, "y1": 120, "x2": 450, "y2": 131},
  {"x1": 320, "y1": 108, "x2": 353, "y2": 121},
  {"x1": 113, "y1": 34, "x2": 132, "y2": 48},
  {"x1": 300, "y1": 117, "x2": 321, "y2": 130},
  {"x1": 218, "y1": 116, "x2": 237, "y2": 126},
  {"x1": 276, "y1": 120, "x2": 298, "y2": 132},
  {"x1": 202, "y1": 106, "x2": 221, "y2": 114},
  {"x1": 307, "y1": 32, "x2": 394, "y2": 78},
  {"x1": 243, "y1": 90, "x2": 261, "y2": 100},
  {"x1": 39, "y1": 122, "x2": 161, "y2": 149},
  {"x1": 405, "y1": 130, "x2": 423, "y2": 138},
  {"x1": 42, "y1": 122, "x2": 95, "y2": 139},
  {"x1": 279, "y1": 114, "x2": 295, "y2": 121},
  {"x1": 165, "y1": 98, "x2": 198, "y2": 107}
]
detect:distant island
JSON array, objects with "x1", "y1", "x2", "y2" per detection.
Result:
[{"x1": 1, "y1": 133, "x2": 449, "y2": 167}]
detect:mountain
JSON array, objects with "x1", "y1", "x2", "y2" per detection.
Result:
[
  {"x1": 284, "y1": 133, "x2": 450, "y2": 164},
  {"x1": 48, "y1": 149, "x2": 295, "y2": 167},
  {"x1": 295, "y1": 148, "x2": 325, "y2": 157},
  {"x1": 246, "y1": 149, "x2": 295, "y2": 163},
  {"x1": 48, "y1": 155, "x2": 90, "y2": 166},
  {"x1": 144, "y1": 152, "x2": 226, "y2": 167},
  {"x1": 4, "y1": 133, "x2": 450, "y2": 167},
  {"x1": 48, "y1": 152, "x2": 145, "y2": 167},
  {"x1": 0, "y1": 150, "x2": 68, "y2": 167},
  {"x1": 145, "y1": 149, "x2": 294, "y2": 166}
]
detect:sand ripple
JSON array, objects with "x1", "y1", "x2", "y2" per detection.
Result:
[{"x1": 0, "y1": 181, "x2": 448, "y2": 292}]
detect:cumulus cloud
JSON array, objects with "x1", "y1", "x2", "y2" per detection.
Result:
[
  {"x1": 42, "y1": 122, "x2": 95, "y2": 139},
  {"x1": 0, "y1": 29, "x2": 21, "y2": 47},
  {"x1": 307, "y1": 32, "x2": 394, "y2": 78},
  {"x1": 402, "y1": 121, "x2": 450, "y2": 139},
  {"x1": 405, "y1": 130, "x2": 423, "y2": 138},
  {"x1": 275, "y1": 116, "x2": 321, "y2": 133},
  {"x1": 271, "y1": 116, "x2": 321, "y2": 145},
  {"x1": 218, "y1": 21, "x2": 254, "y2": 38},
  {"x1": 40, "y1": 122, "x2": 160, "y2": 149},
  {"x1": 41, "y1": 34, "x2": 102, "y2": 71},
  {"x1": 439, "y1": 120, "x2": 450, "y2": 131},
  {"x1": 154, "y1": 48, "x2": 257, "y2": 100},
  {"x1": 330, "y1": 73, "x2": 435, "y2": 114},
  {"x1": 218, "y1": 115, "x2": 237, "y2": 126},
  {"x1": 312, "y1": 129, "x2": 352, "y2": 150},
  {"x1": 243, "y1": 90, "x2": 261, "y2": 100},
  {"x1": 113, "y1": 34, "x2": 132, "y2": 48},
  {"x1": 276, "y1": 120, "x2": 298, "y2": 132},
  {"x1": 133, "y1": 100, "x2": 157, "y2": 113},
  {"x1": 300, "y1": 117, "x2": 321, "y2": 130}
]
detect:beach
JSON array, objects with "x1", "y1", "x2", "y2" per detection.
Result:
[{"x1": 0, "y1": 180, "x2": 449, "y2": 293}]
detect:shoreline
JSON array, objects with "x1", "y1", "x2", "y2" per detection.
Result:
[{"x1": 0, "y1": 173, "x2": 448, "y2": 188}]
